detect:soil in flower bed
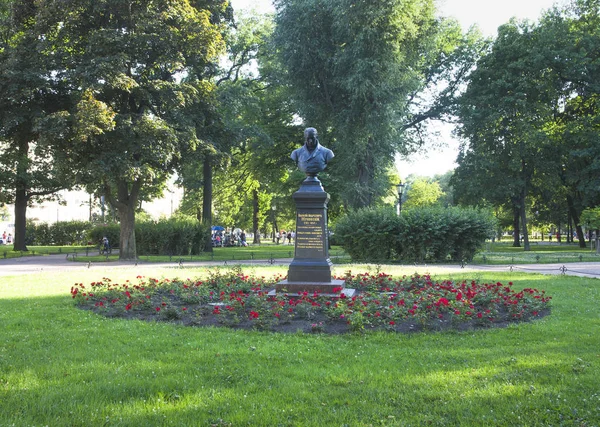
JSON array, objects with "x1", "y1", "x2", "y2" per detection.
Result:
[{"x1": 71, "y1": 270, "x2": 552, "y2": 335}]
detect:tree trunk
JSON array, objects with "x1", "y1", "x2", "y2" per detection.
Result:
[
  {"x1": 252, "y1": 189, "x2": 260, "y2": 244},
  {"x1": 13, "y1": 138, "x2": 29, "y2": 251},
  {"x1": 202, "y1": 155, "x2": 213, "y2": 252},
  {"x1": 566, "y1": 194, "x2": 586, "y2": 248},
  {"x1": 520, "y1": 192, "x2": 530, "y2": 251},
  {"x1": 118, "y1": 204, "x2": 136, "y2": 260},
  {"x1": 106, "y1": 178, "x2": 141, "y2": 260},
  {"x1": 512, "y1": 203, "x2": 520, "y2": 247},
  {"x1": 13, "y1": 188, "x2": 28, "y2": 252},
  {"x1": 355, "y1": 137, "x2": 376, "y2": 208}
]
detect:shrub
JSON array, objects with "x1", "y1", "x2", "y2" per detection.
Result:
[
  {"x1": 88, "y1": 224, "x2": 120, "y2": 247},
  {"x1": 26, "y1": 220, "x2": 91, "y2": 245},
  {"x1": 87, "y1": 218, "x2": 209, "y2": 254},
  {"x1": 333, "y1": 206, "x2": 400, "y2": 262},
  {"x1": 334, "y1": 206, "x2": 496, "y2": 262},
  {"x1": 396, "y1": 206, "x2": 496, "y2": 262}
]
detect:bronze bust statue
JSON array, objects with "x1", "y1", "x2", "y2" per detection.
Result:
[{"x1": 291, "y1": 127, "x2": 334, "y2": 176}]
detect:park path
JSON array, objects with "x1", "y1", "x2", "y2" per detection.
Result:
[{"x1": 1, "y1": 253, "x2": 600, "y2": 279}]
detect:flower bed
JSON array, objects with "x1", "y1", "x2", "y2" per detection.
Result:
[{"x1": 70, "y1": 269, "x2": 552, "y2": 334}]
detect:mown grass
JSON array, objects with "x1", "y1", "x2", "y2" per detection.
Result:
[
  {"x1": 471, "y1": 241, "x2": 600, "y2": 265},
  {"x1": 0, "y1": 245, "x2": 95, "y2": 260},
  {"x1": 0, "y1": 243, "x2": 305, "y2": 262},
  {"x1": 0, "y1": 265, "x2": 598, "y2": 426},
  {"x1": 69, "y1": 243, "x2": 348, "y2": 264}
]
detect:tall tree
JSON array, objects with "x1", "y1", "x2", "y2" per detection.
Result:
[
  {"x1": 454, "y1": 20, "x2": 557, "y2": 250},
  {"x1": 37, "y1": 0, "x2": 230, "y2": 259},
  {"x1": 273, "y1": 0, "x2": 485, "y2": 208},
  {"x1": 536, "y1": 0, "x2": 600, "y2": 246},
  {"x1": 179, "y1": 10, "x2": 300, "y2": 245},
  {"x1": 0, "y1": 0, "x2": 72, "y2": 251},
  {"x1": 403, "y1": 177, "x2": 444, "y2": 209}
]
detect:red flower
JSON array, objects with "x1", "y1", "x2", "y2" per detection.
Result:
[
  {"x1": 155, "y1": 307, "x2": 161, "y2": 312},
  {"x1": 389, "y1": 321, "x2": 395, "y2": 326},
  {"x1": 213, "y1": 307, "x2": 221, "y2": 315},
  {"x1": 435, "y1": 297, "x2": 449, "y2": 307},
  {"x1": 249, "y1": 311, "x2": 259, "y2": 319},
  {"x1": 125, "y1": 303, "x2": 132, "y2": 311}
]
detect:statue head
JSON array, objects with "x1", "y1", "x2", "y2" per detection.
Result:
[{"x1": 304, "y1": 127, "x2": 318, "y2": 151}]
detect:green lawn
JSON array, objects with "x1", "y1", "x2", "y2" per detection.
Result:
[
  {"x1": 0, "y1": 245, "x2": 95, "y2": 259},
  {"x1": 472, "y1": 241, "x2": 600, "y2": 265},
  {"x1": 0, "y1": 265, "x2": 598, "y2": 426},
  {"x1": 117, "y1": 244, "x2": 348, "y2": 263}
]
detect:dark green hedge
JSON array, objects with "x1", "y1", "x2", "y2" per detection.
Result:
[
  {"x1": 332, "y1": 207, "x2": 400, "y2": 262},
  {"x1": 26, "y1": 220, "x2": 92, "y2": 246},
  {"x1": 333, "y1": 206, "x2": 496, "y2": 262},
  {"x1": 134, "y1": 218, "x2": 209, "y2": 256},
  {"x1": 26, "y1": 218, "x2": 209, "y2": 255},
  {"x1": 90, "y1": 218, "x2": 210, "y2": 255},
  {"x1": 88, "y1": 224, "x2": 121, "y2": 248}
]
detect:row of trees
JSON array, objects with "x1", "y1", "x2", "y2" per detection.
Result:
[
  {"x1": 1, "y1": 0, "x2": 486, "y2": 258},
  {"x1": 3, "y1": 0, "x2": 600, "y2": 258},
  {"x1": 453, "y1": 0, "x2": 600, "y2": 250}
]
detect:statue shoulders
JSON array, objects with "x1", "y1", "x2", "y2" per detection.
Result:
[
  {"x1": 291, "y1": 146, "x2": 304, "y2": 161},
  {"x1": 321, "y1": 146, "x2": 334, "y2": 160}
]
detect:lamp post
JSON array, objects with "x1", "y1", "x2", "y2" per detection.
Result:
[
  {"x1": 271, "y1": 203, "x2": 277, "y2": 242},
  {"x1": 396, "y1": 182, "x2": 405, "y2": 216}
]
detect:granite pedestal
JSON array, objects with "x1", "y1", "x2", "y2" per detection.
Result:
[{"x1": 276, "y1": 176, "x2": 353, "y2": 296}]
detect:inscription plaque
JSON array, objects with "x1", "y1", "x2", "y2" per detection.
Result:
[{"x1": 294, "y1": 212, "x2": 326, "y2": 256}]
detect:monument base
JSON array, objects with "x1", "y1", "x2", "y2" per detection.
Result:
[{"x1": 287, "y1": 258, "x2": 333, "y2": 283}]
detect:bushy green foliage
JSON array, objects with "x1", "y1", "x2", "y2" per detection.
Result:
[
  {"x1": 26, "y1": 220, "x2": 91, "y2": 245},
  {"x1": 333, "y1": 207, "x2": 400, "y2": 261},
  {"x1": 88, "y1": 224, "x2": 121, "y2": 247},
  {"x1": 90, "y1": 217, "x2": 209, "y2": 255},
  {"x1": 135, "y1": 217, "x2": 210, "y2": 256},
  {"x1": 398, "y1": 207, "x2": 496, "y2": 262},
  {"x1": 334, "y1": 206, "x2": 496, "y2": 262}
]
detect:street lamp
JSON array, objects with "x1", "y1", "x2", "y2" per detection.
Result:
[
  {"x1": 396, "y1": 182, "x2": 405, "y2": 215},
  {"x1": 271, "y1": 203, "x2": 277, "y2": 242}
]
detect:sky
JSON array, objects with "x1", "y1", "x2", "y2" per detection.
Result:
[{"x1": 230, "y1": 0, "x2": 564, "y2": 178}]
